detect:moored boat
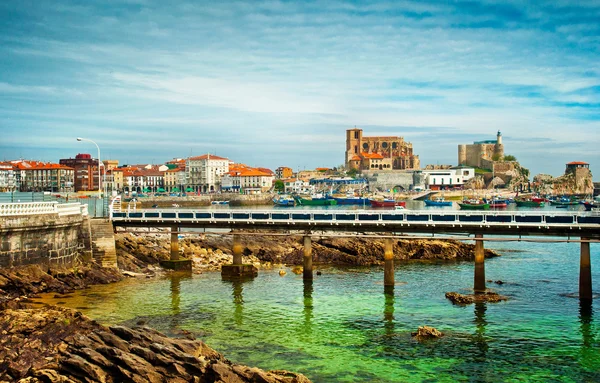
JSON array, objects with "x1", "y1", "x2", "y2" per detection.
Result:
[
  {"x1": 332, "y1": 196, "x2": 370, "y2": 205},
  {"x1": 515, "y1": 199, "x2": 545, "y2": 207},
  {"x1": 273, "y1": 195, "x2": 295, "y2": 207},
  {"x1": 488, "y1": 198, "x2": 508, "y2": 208},
  {"x1": 424, "y1": 197, "x2": 452, "y2": 207},
  {"x1": 549, "y1": 196, "x2": 579, "y2": 206},
  {"x1": 583, "y1": 201, "x2": 598, "y2": 211},
  {"x1": 370, "y1": 198, "x2": 406, "y2": 208},
  {"x1": 458, "y1": 200, "x2": 490, "y2": 210},
  {"x1": 295, "y1": 194, "x2": 337, "y2": 206}
]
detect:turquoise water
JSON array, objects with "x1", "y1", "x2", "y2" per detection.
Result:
[{"x1": 42, "y1": 240, "x2": 599, "y2": 382}]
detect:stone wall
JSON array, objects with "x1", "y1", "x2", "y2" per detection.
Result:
[
  {"x1": 0, "y1": 213, "x2": 87, "y2": 268},
  {"x1": 362, "y1": 170, "x2": 417, "y2": 191}
]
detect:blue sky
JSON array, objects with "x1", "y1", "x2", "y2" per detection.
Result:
[{"x1": 1, "y1": 0, "x2": 598, "y2": 177}]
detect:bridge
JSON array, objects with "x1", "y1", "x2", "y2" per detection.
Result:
[{"x1": 110, "y1": 206, "x2": 600, "y2": 300}]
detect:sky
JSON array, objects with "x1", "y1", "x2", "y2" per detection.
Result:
[{"x1": 0, "y1": 0, "x2": 598, "y2": 178}]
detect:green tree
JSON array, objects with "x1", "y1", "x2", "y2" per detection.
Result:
[
  {"x1": 504, "y1": 154, "x2": 517, "y2": 161},
  {"x1": 274, "y1": 180, "x2": 284, "y2": 192},
  {"x1": 492, "y1": 153, "x2": 502, "y2": 161},
  {"x1": 347, "y1": 168, "x2": 360, "y2": 178}
]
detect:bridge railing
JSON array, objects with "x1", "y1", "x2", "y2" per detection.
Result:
[
  {"x1": 110, "y1": 208, "x2": 600, "y2": 226},
  {"x1": 0, "y1": 202, "x2": 86, "y2": 217}
]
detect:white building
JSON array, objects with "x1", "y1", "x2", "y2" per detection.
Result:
[
  {"x1": 422, "y1": 167, "x2": 475, "y2": 190},
  {"x1": 0, "y1": 162, "x2": 16, "y2": 191},
  {"x1": 186, "y1": 154, "x2": 230, "y2": 193},
  {"x1": 222, "y1": 167, "x2": 274, "y2": 194},
  {"x1": 283, "y1": 178, "x2": 314, "y2": 194}
]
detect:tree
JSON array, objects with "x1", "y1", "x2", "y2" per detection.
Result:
[
  {"x1": 274, "y1": 180, "x2": 284, "y2": 192},
  {"x1": 346, "y1": 168, "x2": 360, "y2": 178},
  {"x1": 504, "y1": 154, "x2": 517, "y2": 161}
]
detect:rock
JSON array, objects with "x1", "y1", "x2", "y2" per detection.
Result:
[
  {"x1": 291, "y1": 266, "x2": 303, "y2": 275},
  {"x1": 445, "y1": 291, "x2": 508, "y2": 305},
  {"x1": 316, "y1": 271, "x2": 322, "y2": 276},
  {"x1": 279, "y1": 270, "x2": 286, "y2": 276},
  {"x1": 411, "y1": 326, "x2": 443, "y2": 339},
  {"x1": 0, "y1": 305, "x2": 312, "y2": 383}
]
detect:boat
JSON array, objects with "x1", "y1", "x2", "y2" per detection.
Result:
[
  {"x1": 424, "y1": 197, "x2": 452, "y2": 207},
  {"x1": 272, "y1": 195, "x2": 295, "y2": 207},
  {"x1": 583, "y1": 201, "x2": 599, "y2": 211},
  {"x1": 370, "y1": 198, "x2": 406, "y2": 208},
  {"x1": 211, "y1": 200, "x2": 229, "y2": 205},
  {"x1": 515, "y1": 198, "x2": 545, "y2": 208},
  {"x1": 331, "y1": 196, "x2": 371, "y2": 205},
  {"x1": 458, "y1": 200, "x2": 490, "y2": 210},
  {"x1": 295, "y1": 194, "x2": 337, "y2": 206},
  {"x1": 549, "y1": 196, "x2": 579, "y2": 206},
  {"x1": 488, "y1": 198, "x2": 508, "y2": 208}
]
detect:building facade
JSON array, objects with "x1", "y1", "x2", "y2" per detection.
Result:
[
  {"x1": 59, "y1": 153, "x2": 101, "y2": 192},
  {"x1": 345, "y1": 128, "x2": 420, "y2": 171},
  {"x1": 186, "y1": 154, "x2": 230, "y2": 193},
  {"x1": 458, "y1": 131, "x2": 504, "y2": 169},
  {"x1": 422, "y1": 167, "x2": 475, "y2": 190},
  {"x1": 10, "y1": 161, "x2": 74, "y2": 192}
]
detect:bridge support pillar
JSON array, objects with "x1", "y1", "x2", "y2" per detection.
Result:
[
  {"x1": 160, "y1": 226, "x2": 192, "y2": 271},
  {"x1": 474, "y1": 233, "x2": 486, "y2": 293},
  {"x1": 384, "y1": 237, "x2": 395, "y2": 287},
  {"x1": 170, "y1": 226, "x2": 180, "y2": 261},
  {"x1": 303, "y1": 235, "x2": 313, "y2": 280},
  {"x1": 232, "y1": 234, "x2": 243, "y2": 265},
  {"x1": 221, "y1": 233, "x2": 258, "y2": 279},
  {"x1": 580, "y1": 238, "x2": 592, "y2": 301}
]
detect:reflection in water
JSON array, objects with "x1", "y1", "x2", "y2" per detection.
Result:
[
  {"x1": 303, "y1": 280, "x2": 314, "y2": 333},
  {"x1": 222, "y1": 277, "x2": 252, "y2": 326},
  {"x1": 169, "y1": 271, "x2": 192, "y2": 329},
  {"x1": 579, "y1": 300, "x2": 595, "y2": 348},
  {"x1": 473, "y1": 302, "x2": 488, "y2": 358},
  {"x1": 383, "y1": 285, "x2": 395, "y2": 336}
]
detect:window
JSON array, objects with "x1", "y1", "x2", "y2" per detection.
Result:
[
  {"x1": 363, "y1": 143, "x2": 369, "y2": 150},
  {"x1": 354, "y1": 131, "x2": 359, "y2": 139}
]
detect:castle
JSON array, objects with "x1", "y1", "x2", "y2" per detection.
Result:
[
  {"x1": 458, "y1": 131, "x2": 504, "y2": 169},
  {"x1": 345, "y1": 128, "x2": 420, "y2": 171}
]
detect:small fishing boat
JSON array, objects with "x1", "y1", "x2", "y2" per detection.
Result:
[
  {"x1": 549, "y1": 196, "x2": 579, "y2": 206},
  {"x1": 273, "y1": 195, "x2": 295, "y2": 207},
  {"x1": 332, "y1": 196, "x2": 371, "y2": 205},
  {"x1": 458, "y1": 200, "x2": 490, "y2": 210},
  {"x1": 295, "y1": 193, "x2": 337, "y2": 206},
  {"x1": 515, "y1": 198, "x2": 545, "y2": 208},
  {"x1": 583, "y1": 201, "x2": 599, "y2": 211},
  {"x1": 370, "y1": 198, "x2": 406, "y2": 208},
  {"x1": 424, "y1": 197, "x2": 452, "y2": 207},
  {"x1": 488, "y1": 198, "x2": 508, "y2": 208}
]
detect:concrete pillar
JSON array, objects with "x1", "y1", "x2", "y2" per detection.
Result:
[
  {"x1": 170, "y1": 226, "x2": 180, "y2": 261},
  {"x1": 303, "y1": 235, "x2": 313, "y2": 280},
  {"x1": 384, "y1": 237, "x2": 395, "y2": 287},
  {"x1": 579, "y1": 238, "x2": 592, "y2": 301},
  {"x1": 232, "y1": 233, "x2": 242, "y2": 265},
  {"x1": 474, "y1": 233, "x2": 486, "y2": 293}
]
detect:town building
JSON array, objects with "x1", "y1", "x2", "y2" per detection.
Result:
[
  {"x1": 185, "y1": 154, "x2": 230, "y2": 193},
  {"x1": 276, "y1": 167, "x2": 293, "y2": 179},
  {"x1": 165, "y1": 168, "x2": 186, "y2": 192},
  {"x1": 345, "y1": 128, "x2": 420, "y2": 171},
  {"x1": 283, "y1": 178, "x2": 313, "y2": 194},
  {"x1": 104, "y1": 168, "x2": 123, "y2": 192},
  {"x1": 422, "y1": 166, "x2": 475, "y2": 190},
  {"x1": 59, "y1": 153, "x2": 102, "y2": 192},
  {"x1": 10, "y1": 160, "x2": 74, "y2": 192},
  {"x1": 103, "y1": 160, "x2": 119, "y2": 171},
  {"x1": 0, "y1": 162, "x2": 16, "y2": 192},
  {"x1": 222, "y1": 164, "x2": 274, "y2": 194},
  {"x1": 458, "y1": 131, "x2": 504, "y2": 169}
]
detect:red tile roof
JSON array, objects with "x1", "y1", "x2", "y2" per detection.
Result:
[
  {"x1": 361, "y1": 152, "x2": 384, "y2": 159},
  {"x1": 566, "y1": 161, "x2": 589, "y2": 165},
  {"x1": 189, "y1": 154, "x2": 229, "y2": 161}
]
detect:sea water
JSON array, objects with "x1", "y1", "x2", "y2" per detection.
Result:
[{"x1": 38, "y1": 239, "x2": 599, "y2": 382}]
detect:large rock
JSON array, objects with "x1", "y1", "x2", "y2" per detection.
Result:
[
  {"x1": 445, "y1": 291, "x2": 508, "y2": 305},
  {"x1": 0, "y1": 304, "x2": 312, "y2": 383},
  {"x1": 411, "y1": 326, "x2": 443, "y2": 340}
]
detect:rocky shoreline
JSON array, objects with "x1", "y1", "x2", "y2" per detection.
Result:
[{"x1": 0, "y1": 233, "x2": 501, "y2": 382}]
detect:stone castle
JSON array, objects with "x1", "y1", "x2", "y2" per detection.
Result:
[
  {"x1": 345, "y1": 128, "x2": 420, "y2": 171},
  {"x1": 458, "y1": 131, "x2": 504, "y2": 169}
]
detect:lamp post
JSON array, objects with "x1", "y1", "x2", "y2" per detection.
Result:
[{"x1": 77, "y1": 137, "x2": 102, "y2": 199}]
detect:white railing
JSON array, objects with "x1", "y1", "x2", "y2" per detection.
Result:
[{"x1": 0, "y1": 202, "x2": 86, "y2": 217}]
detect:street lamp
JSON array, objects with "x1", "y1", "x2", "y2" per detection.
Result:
[{"x1": 77, "y1": 137, "x2": 103, "y2": 199}]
